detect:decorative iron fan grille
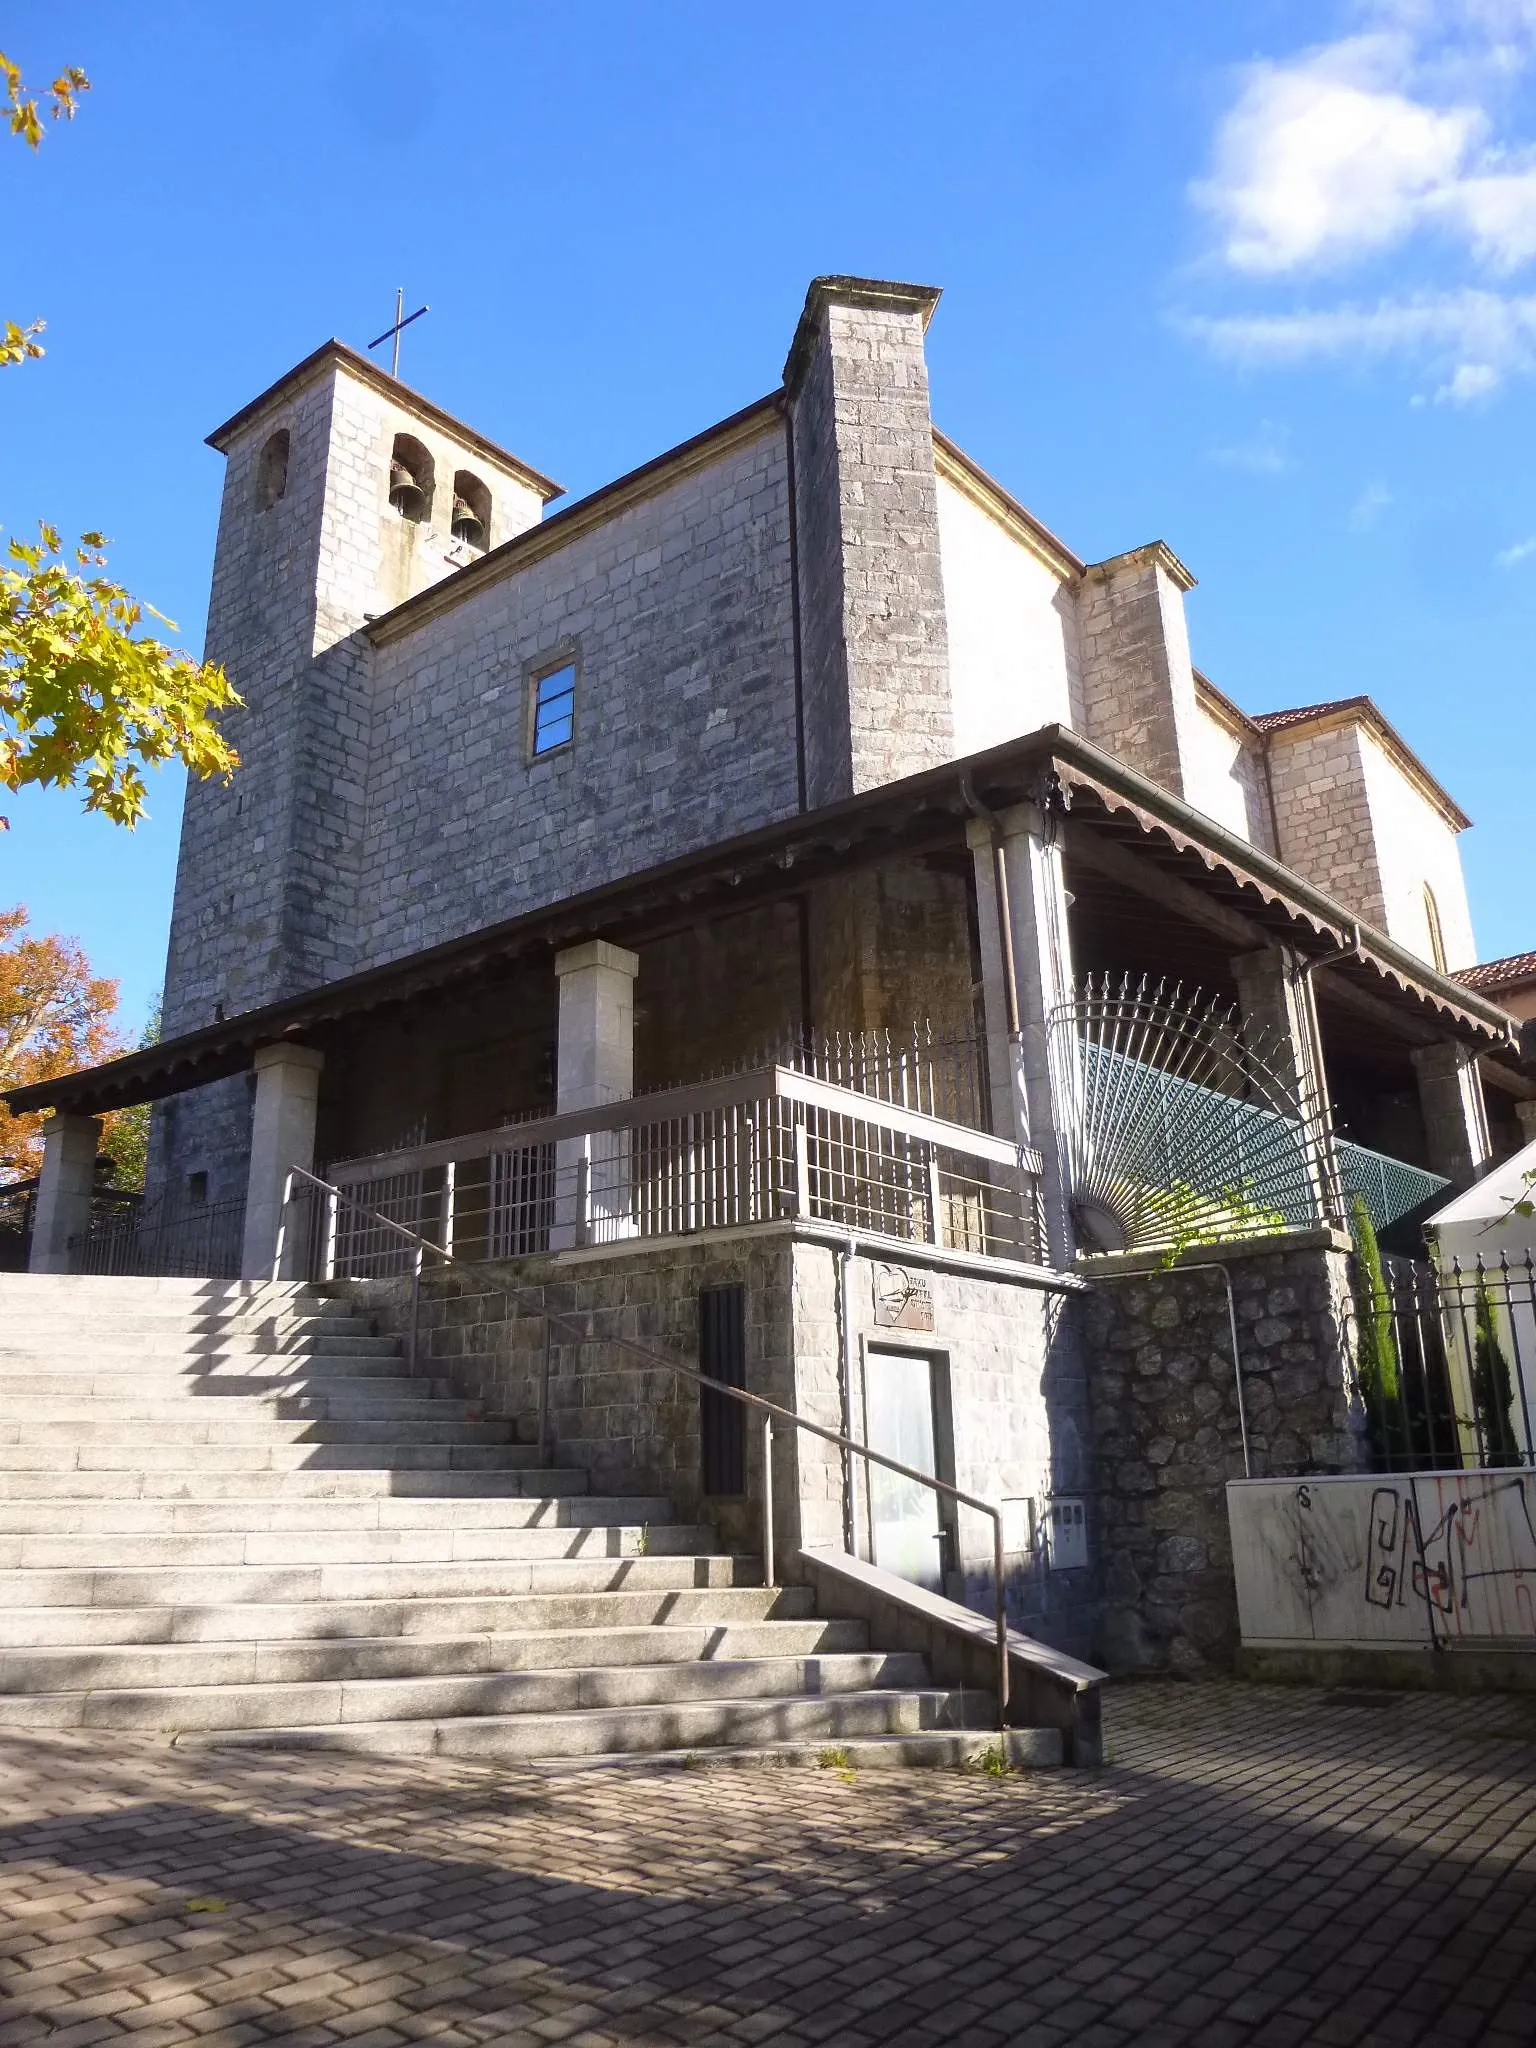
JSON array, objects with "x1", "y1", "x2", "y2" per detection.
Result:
[{"x1": 1049, "y1": 975, "x2": 1338, "y2": 1255}]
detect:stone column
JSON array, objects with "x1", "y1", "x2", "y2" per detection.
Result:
[
  {"x1": 1516, "y1": 1101, "x2": 1536, "y2": 1147},
  {"x1": 784, "y1": 276, "x2": 952, "y2": 807},
  {"x1": 241, "y1": 1043, "x2": 324, "y2": 1281},
  {"x1": 1411, "y1": 1041, "x2": 1492, "y2": 1189},
  {"x1": 1230, "y1": 946, "x2": 1341, "y2": 1224},
  {"x1": 967, "y1": 803, "x2": 1078, "y2": 1269},
  {"x1": 1076, "y1": 543, "x2": 1200, "y2": 802},
  {"x1": 29, "y1": 1113, "x2": 102, "y2": 1273},
  {"x1": 553, "y1": 941, "x2": 639, "y2": 1247}
]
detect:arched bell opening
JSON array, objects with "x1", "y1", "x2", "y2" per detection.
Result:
[
  {"x1": 451, "y1": 469, "x2": 491, "y2": 551},
  {"x1": 255, "y1": 429, "x2": 289, "y2": 510},
  {"x1": 388, "y1": 433, "x2": 434, "y2": 524}
]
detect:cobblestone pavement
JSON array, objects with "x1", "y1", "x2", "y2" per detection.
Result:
[{"x1": 0, "y1": 1681, "x2": 1533, "y2": 2047}]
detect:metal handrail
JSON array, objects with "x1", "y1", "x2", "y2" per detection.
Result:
[{"x1": 277, "y1": 1163, "x2": 1013, "y2": 1729}]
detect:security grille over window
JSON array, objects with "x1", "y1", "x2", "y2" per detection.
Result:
[{"x1": 1049, "y1": 974, "x2": 1337, "y2": 1255}]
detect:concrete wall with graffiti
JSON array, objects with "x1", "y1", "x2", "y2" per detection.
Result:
[{"x1": 1228, "y1": 1471, "x2": 1536, "y2": 1646}]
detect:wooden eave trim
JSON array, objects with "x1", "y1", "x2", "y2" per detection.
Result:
[
  {"x1": 365, "y1": 394, "x2": 785, "y2": 648},
  {"x1": 13, "y1": 725, "x2": 1515, "y2": 1117},
  {"x1": 1193, "y1": 670, "x2": 1261, "y2": 741},
  {"x1": 930, "y1": 432, "x2": 1083, "y2": 581},
  {"x1": 206, "y1": 339, "x2": 563, "y2": 500}
]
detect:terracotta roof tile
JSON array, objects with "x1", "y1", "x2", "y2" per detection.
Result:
[
  {"x1": 1250, "y1": 697, "x2": 1371, "y2": 734},
  {"x1": 1454, "y1": 951, "x2": 1536, "y2": 992}
]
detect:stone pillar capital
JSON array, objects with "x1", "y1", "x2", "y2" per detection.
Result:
[
  {"x1": 554, "y1": 940, "x2": 639, "y2": 983},
  {"x1": 252, "y1": 1039, "x2": 325, "y2": 1077}
]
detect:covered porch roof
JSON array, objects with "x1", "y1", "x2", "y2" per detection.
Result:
[{"x1": 8, "y1": 726, "x2": 1524, "y2": 1122}]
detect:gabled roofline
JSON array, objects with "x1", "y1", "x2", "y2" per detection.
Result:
[
  {"x1": 1192, "y1": 670, "x2": 1263, "y2": 740},
  {"x1": 1256, "y1": 695, "x2": 1472, "y2": 832},
  {"x1": 205, "y1": 339, "x2": 565, "y2": 502},
  {"x1": 931, "y1": 431, "x2": 1084, "y2": 581},
  {"x1": 363, "y1": 392, "x2": 785, "y2": 648}
]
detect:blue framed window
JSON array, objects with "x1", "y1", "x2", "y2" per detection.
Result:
[{"x1": 530, "y1": 661, "x2": 576, "y2": 757}]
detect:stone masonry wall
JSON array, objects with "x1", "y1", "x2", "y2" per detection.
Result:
[
  {"x1": 1081, "y1": 1234, "x2": 1366, "y2": 1676},
  {"x1": 1265, "y1": 723, "x2": 1389, "y2": 929},
  {"x1": 358, "y1": 1231, "x2": 1094, "y2": 1656},
  {"x1": 789, "y1": 286, "x2": 953, "y2": 806},
  {"x1": 357, "y1": 424, "x2": 798, "y2": 971},
  {"x1": 1076, "y1": 546, "x2": 1201, "y2": 802}
]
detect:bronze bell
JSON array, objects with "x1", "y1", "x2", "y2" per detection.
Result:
[
  {"x1": 389, "y1": 460, "x2": 425, "y2": 518},
  {"x1": 451, "y1": 496, "x2": 486, "y2": 548}
]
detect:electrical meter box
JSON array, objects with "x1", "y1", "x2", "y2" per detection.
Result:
[{"x1": 1044, "y1": 1496, "x2": 1088, "y2": 1571}]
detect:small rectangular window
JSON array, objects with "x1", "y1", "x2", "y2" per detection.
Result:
[
  {"x1": 187, "y1": 1171, "x2": 208, "y2": 1207},
  {"x1": 530, "y1": 661, "x2": 576, "y2": 757}
]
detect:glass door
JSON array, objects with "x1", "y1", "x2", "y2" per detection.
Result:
[{"x1": 863, "y1": 1348, "x2": 948, "y2": 1591}]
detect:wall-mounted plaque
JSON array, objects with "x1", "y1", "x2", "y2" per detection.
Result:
[{"x1": 872, "y1": 1264, "x2": 935, "y2": 1332}]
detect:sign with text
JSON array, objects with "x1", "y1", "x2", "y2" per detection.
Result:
[{"x1": 872, "y1": 1264, "x2": 935, "y2": 1332}]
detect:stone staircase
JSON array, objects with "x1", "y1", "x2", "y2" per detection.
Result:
[{"x1": 0, "y1": 1274, "x2": 1013, "y2": 1768}]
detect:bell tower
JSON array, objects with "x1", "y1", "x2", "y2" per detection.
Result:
[
  {"x1": 161, "y1": 343, "x2": 561, "y2": 1040},
  {"x1": 150, "y1": 345, "x2": 560, "y2": 1207}
]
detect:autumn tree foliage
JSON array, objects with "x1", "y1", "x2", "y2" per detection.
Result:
[
  {"x1": 0, "y1": 905, "x2": 129, "y2": 1184},
  {"x1": 1, "y1": 47, "x2": 240, "y2": 828}
]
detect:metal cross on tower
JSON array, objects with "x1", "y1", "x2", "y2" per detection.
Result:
[{"x1": 367, "y1": 289, "x2": 429, "y2": 379}]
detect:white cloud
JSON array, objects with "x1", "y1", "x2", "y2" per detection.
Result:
[
  {"x1": 1350, "y1": 482, "x2": 1394, "y2": 529},
  {"x1": 1204, "y1": 420, "x2": 1294, "y2": 473},
  {"x1": 1494, "y1": 533, "x2": 1536, "y2": 564},
  {"x1": 1182, "y1": 4, "x2": 1536, "y2": 396},
  {"x1": 1193, "y1": 39, "x2": 1483, "y2": 274},
  {"x1": 1435, "y1": 359, "x2": 1503, "y2": 399},
  {"x1": 1181, "y1": 287, "x2": 1536, "y2": 369}
]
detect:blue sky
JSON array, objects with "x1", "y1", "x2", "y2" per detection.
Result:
[{"x1": 4, "y1": 0, "x2": 1535, "y2": 1036}]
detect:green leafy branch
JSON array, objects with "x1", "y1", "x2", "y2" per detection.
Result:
[{"x1": 1, "y1": 526, "x2": 240, "y2": 828}]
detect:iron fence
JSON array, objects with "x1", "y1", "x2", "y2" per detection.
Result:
[
  {"x1": 71, "y1": 1193, "x2": 246, "y2": 1279},
  {"x1": 1350, "y1": 1251, "x2": 1536, "y2": 1473},
  {"x1": 1338, "y1": 1141, "x2": 1451, "y2": 1239}
]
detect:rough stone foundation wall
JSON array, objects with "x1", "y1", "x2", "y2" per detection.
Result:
[
  {"x1": 1081, "y1": 1232, "x2": 1366, "y2": 1676},
  {"x1": 355, "y1": 1231, "x2": 1094, "y2": 1656}
]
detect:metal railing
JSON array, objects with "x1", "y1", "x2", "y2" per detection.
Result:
[
  {"x1": 314, "y1": 1065, "x2": 1045, "y2": 1277},
  {"x1": 1349, "y1": 1251, "x2": 1536, "y2": 1474},
  {"x1": 1338, "y1": 1140, "x2": 1451, "y2": 1237},
  {"x1": 277, "y1": 1163, "x2": 1014, "y2": 1729},
  {"x1": 71, "y1": 1192, "x2": 246, "y2": 1279}
]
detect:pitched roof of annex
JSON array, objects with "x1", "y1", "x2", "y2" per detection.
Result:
[
  {"x1": 1251, "y1": 695, "x2": 1472, "y2": 832},
  {"x1": 1456, "y1": 950, "x2": 1536, "y2": 993}
]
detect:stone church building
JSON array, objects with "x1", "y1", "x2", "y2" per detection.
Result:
[{"x1": 13, "y1": 275, "x2": 1532, "y2": 1677}]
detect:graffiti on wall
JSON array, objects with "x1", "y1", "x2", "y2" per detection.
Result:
[{"x1": 1228, "y1": 1470, "x2": 1536, "y2": 1646}]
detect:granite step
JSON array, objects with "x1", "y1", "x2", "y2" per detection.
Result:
[
  {"x1": 179, "y1": 1687, "x2": 993, "y2": 1761},
  {"x1": 0, "y1": 1465, "x2": 586, "y2": 1502},
  {"x1": 0, "y1": 1522, "x2": 702, "y2": 1571},
  {"x1": 0, "y1": 1651, "x2": 932, "y2": 1734},
  {"x1": 0, "y1": 1494, "x2": 659, "y2": 1537},
  {"x1": 0, "y1": 1550, "x2": 755, "y2": 1609},
  {"x1": 0, "y1": 1619, "x2": 872, "y2": 1693},
  {"x1": 0, "y1": 1441, "x2": 545, "y2": 1475},
  {"x1": 0, "y1": 1584, "x2": 819, "y2": 1648},
  {"x1": 0, "y1": 1415, "x2": 516, "y2": 1447}
]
